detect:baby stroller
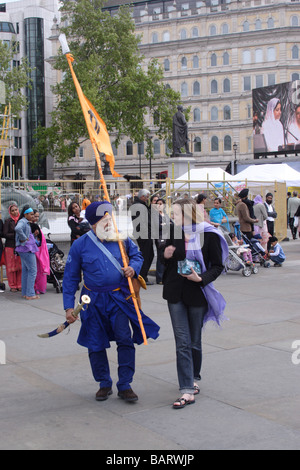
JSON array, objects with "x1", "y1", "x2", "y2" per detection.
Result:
[
  {"x1": 241, "y1": 233, "x2": 271, "y2": 268},
  {"x1": 221, "y1": 229, "x2": 258, "y2": 277},
  {"x1": 46, "y1": 234, "x2": 65, "y2": 293}
]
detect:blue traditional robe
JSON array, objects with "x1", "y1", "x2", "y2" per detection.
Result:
[{"x1": 63, "y1": 233, "x2": 160, "y2": 351}]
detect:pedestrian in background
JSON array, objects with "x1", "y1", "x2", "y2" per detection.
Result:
[
  {"x1": 15, "y1": 207, "x2": 39, "y2": 300},
  {"x1": 3, "y1": 204, "x2": 22, "y2": 292}
]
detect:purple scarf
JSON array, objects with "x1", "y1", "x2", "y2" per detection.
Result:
[{"x1": 184, "y1": 222, "x2": 229, "y2": 326}]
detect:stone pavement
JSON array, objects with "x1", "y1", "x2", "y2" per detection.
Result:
[{"x1": 0, "y1": 238, "x2": 300, "y2": 451}]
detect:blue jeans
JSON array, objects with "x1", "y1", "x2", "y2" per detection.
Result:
[
  {"x1": 88, "y1": 310, "x2": 135, "y2": 391},
  {"x1": 168, "y1": 301, "x2": 207, "y2": 394},
  {"x1": 19, "y1": 252, "x2": 37, "y2": 297},
  {"x1": 270, "y1": 255, "x2": 285, "y2": 264}
]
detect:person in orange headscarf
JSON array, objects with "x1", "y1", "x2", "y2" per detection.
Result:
[{"x1": 3, "y1": 204, "x2": 22, "y2": 292}]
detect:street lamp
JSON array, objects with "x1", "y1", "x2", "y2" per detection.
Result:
[
  {"x1": 138, "y1": 142, "x2": 143, "y2": 179},
  {"x1": 232, "y1": 142, "x2": 238, "y2": 175}
]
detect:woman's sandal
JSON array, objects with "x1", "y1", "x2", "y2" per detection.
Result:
[
  {"x1": 194, "y1": 384, "x2": 200, "y2": 395},
  {"x1": 173, "y1": 397, "x2": 195, "y2": 409}
]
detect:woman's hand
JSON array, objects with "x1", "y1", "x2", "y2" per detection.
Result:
[
  {"x1": 164, "y1": 245, "x2": 176, "y2": 259},
  {"x1": 181, "y1": 268, "x2": 202, "y2": 283}
]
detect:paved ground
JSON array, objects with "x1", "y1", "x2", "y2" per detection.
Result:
[{"x1": 0, "y1": 236, "x2": 300, "y2": 451}]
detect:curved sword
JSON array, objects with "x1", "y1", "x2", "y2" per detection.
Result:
[{"x1": 38, "y1": 295, "x2": 91, "y2": 338}]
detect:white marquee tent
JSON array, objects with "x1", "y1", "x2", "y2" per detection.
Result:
[
  {"x1": 165, "y1": 167, "x2": 233, "y2": 190},
  {"x1": 231, "y1": 164, "x2": 300, "y2": 187}
]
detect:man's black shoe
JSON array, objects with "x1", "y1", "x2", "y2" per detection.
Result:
[{"x1": 118, "y1": 388, "x2": 138, "y2": 402}]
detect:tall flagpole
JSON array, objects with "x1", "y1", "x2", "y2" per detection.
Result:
[{"x1": 59, "y1": 35, "x2": 148, "y2": 345}]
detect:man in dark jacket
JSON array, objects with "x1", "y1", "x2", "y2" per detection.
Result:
[{"x1": 129, "y1": 189, "x2": 154, "y2": 284}]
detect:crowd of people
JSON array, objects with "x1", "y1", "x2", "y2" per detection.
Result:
[
  {"x1": 0, "y1": 204, "x2": 50, "y2": 297},
  {"x1": 0, "y1": 187, "x2": 292, "y2": 409}
]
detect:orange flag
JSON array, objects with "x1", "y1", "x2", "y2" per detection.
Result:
[{"x1": 66, "y1": 53, "x2": 121, "y2": 178}]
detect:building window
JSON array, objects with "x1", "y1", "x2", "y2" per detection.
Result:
[
  {"x1": 0, "y1": 22, "x2": 16, "y2": 33},
  {"x1": 255, "y1": 19, "x2": 262, "y2": 30},
  {"x1": 164, "y1": 58, "x2": 170, "y2": 71},
  {"x1": 209, "y1": 25, "x2": 217, "y2": 36},
  {"x1": 151, "y1": 32, "x2": 158, "y2": 43},
  {"x1": 194, "y1": 137, "x2": 201, "y2": 152},
  {"x1": 79, "y1": 147, "x2": 84, "y2": 158},
  {"x1": 221, "y1": 23, "x2": 229, "y2": 34},
  {"x1": 223, "y1": 78, "x2": 230, "y2": 93},
  {"x1": 224, "y1": 105, "x2": 231, "y2": 120},
  {"x1": 244, "y1": 76, "x2": 251, "y2": 91},
  {"x1": 163, "y1": 31, "x2": 170, "y2": 41},
  {"x1": 180, "y1": 29, "x2": 187, "y2": 39},
  {"x1": 154, "y1": 139, "x2": 160, "y2": 154},
  {"x1": 193, "y1": 56, "x2": 199, "y2": 68},
  {"x1": 268, "y1": 74, "x2": 275, "y2": 86},
  {"x1": 211, "y1": 79, "x2": 218, "y2": 94},
  {"x1": 267, "y1": 18, "x2": 274, "y2": 29},
  {"x1": 224, "y1": 135, "x2": 232, "y2": 151},
  {"x1": 211, "y1": 136, "x2": 219, "y2": 151},
  {"x1": 243, "y1": 50, "x2": 251, "y2": 64},
  {"x1": 192, "y1": 27, "x2": 199, "y2": 37},
  {"x1": 223, "y1": 52, "x2": 229, "y2": 66},
  {"x1": 210, "y1": 53, "x2": 217, "y2": 66},
  {"x1": 292, "y1": 45, "x2": 299, "y2": 59},
  {"x1": 267, "y1": 47, "x2": 276, "y2": 61},
  {"x1": 291, "y1": 15, "x2": 299, "y2": 27},
  {"x1": 193, "y1": 81, "x2": 200, "y2": 96},
  {"x1": 181, "y1": 56, "x2": 187, "y2": 69},
  {"x1": 126, "y1": 141, "x2": 133, "y2": 155},
  {"x1": 255, "y1": 75, "x2": 263, "y2": 88},
  {"x1": 181, "y1": 82, "x2": 188, "y2": 97},
  {"x1": 193, "y1": 108, "x2": 201, "y2": 122},
  {"x1": 211, "y1": 106, "x2": 218, "y2": 121},
  {"x1": 255, "y1": 49, "x2": 263, "y2": 63},
  {"x1": 243, "y1": 21, "x2": 250, "y2": 32},
  {"x1": 292, "y1": 73, "x2": 300, "y2": 81}
]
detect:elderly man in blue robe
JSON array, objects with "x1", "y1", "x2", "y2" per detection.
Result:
[{"x1": 63, "y1": 201, "x2": 160, "y2": 403}]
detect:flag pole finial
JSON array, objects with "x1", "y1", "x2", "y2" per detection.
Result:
[{"x1": 59, "y1": 33, "x2": 70, "y2": 55}]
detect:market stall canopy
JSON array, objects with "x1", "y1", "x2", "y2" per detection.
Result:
[
  {"x1": 163, "y1": 166, "x2": 234, "y2": 190},
  {"x1": 230, "y1": 163, "x2": 300, "y2": 186},
  {"x1": 177, "y1": 167, "x2": 232, "y2": 181}
]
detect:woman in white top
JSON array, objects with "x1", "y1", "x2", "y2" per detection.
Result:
[{"x1": 261, "y1": 98, "x2": 285, "y2": 152}]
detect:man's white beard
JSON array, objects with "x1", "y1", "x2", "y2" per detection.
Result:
[{"x1": 96, "y1": 223, "x2": 126, "y2": 241}]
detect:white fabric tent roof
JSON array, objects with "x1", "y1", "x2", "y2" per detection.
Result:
[
  {"x1": 230, "y1": 163, "x2": 300, "y2": 186},
  {"x1": 177, "y1": 167, "x2": 232, "y2": 181},
  {"x1": 164, "y1": 167, "x2": 234, "y2": 190}
]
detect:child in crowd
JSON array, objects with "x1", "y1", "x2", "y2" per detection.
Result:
[
  {"x1": 228, "y1": 232, "x2": 253, "y2": 265},
  {"x1": 267, "y1": 236, "x2": 286, "y2": 267}
]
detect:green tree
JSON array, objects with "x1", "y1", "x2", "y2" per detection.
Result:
[
  {"x1": 0, "y1": 40, "x2": 32, "y2": 117},
  {"x1": 33, "y1": 0, "x2": 181, "y2": 164}
]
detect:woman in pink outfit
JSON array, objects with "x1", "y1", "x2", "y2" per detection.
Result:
[
  {"x1": 32, "y1": 211, "x2": 50, "y2": 295},
  {"x1": 3, "y1": 204, "x2": 22, "y2": 292}
]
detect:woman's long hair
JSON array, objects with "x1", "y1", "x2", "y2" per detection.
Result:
[
  {"x1": 16, "y1": 204, "x2": 31, "y2": 225},
  {"x1": 173, "y1": 198, "x2": 203, "y2": 225},
  {"x1": 67, "y1": 202, "x2": 78, "y2": 218}
]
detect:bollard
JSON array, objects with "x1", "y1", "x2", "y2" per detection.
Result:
[{"x1": 0, "y1": 340, "x2": 6, "y2": 365}]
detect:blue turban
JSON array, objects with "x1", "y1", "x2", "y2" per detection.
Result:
[{"x1": 85, "y1": 201, "x2": 112, "y2": 225}]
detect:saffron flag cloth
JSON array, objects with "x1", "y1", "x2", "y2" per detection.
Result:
[{"x1": 66, "y1": 53, "x2": 121, "y2": 178}]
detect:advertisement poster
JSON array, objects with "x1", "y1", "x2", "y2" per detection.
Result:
[{"x1": 252, "y1": 80, "x2": 300, "y2": 155}]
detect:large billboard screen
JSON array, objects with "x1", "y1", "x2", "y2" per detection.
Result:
[{"x1": 252, "y1": 80, "x2": 300, "y2": 157}]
